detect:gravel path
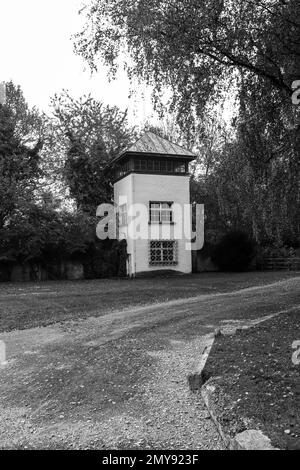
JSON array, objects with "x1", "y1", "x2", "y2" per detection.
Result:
[
  {"x1": 0, "y1": 276, "x2": 299, "y2": 449},
  {"x1": 134, "y1": 336, "x2": 224, "y2": 449},
  {"x1": 0, "y1": 334, "x2": 224, "y2": 449}
]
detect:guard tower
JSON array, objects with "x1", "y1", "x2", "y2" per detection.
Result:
[{"x1": 112, "y1": 132, "x2": 196, "y2": 276}]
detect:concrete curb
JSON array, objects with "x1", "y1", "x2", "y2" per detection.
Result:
[
  {"x1": 187, "y1": 334, "x2": 215, "y2": 392},
  {"x1": 188, "y1": 314, "x2": 283, "y2": 450},
  {"x1": 201, "y1": 380, "x2": 279, "y2": 450},
  {"x1": 187, "y1": 314, "x2": 278, "y2": 393}
]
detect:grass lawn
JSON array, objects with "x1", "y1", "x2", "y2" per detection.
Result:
[
  {"x1": 0, "y1": 271, "x2": 299, "y2": 333},
  {"x1": 203, "y1": 311, "x2": 300, "y2": 450}
]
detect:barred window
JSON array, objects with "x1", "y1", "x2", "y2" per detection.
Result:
[
  {"x1": 132, "y1": 158, "x2": 188, "y2": 174},
  {"x1": 134, "y1": 159, "x2": 147, "y2": 171},
  {"x1": 148, "y1": 160, "x2": 154, "y2": 171},
  {"x1": 115, "y1": 160, "x2": 130, "y2": 179},
  {"x1": 149, "y1": 240, "x2": 178, "y2": 266},
  {"x1": 160, "y1": 160, "x2": 167, "y2": 172},
  {"x1": 149, "y1": 202, "x2": 173, "y2": 223},
  {"x1": 166, "y1": 161, "x2": 173, "y2": 172},
  {"x1": 174, "y1": 162, "x2": 186, "y2": 173}
]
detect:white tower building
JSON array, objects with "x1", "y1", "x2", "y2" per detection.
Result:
[{"x1": 113, "y1": 132, "x2": 196, "y2": 276}]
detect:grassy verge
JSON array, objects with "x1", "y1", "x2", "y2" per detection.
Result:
[
  {"x1": 203, "y1": 310, "x2": 300, "y2": 450},
  {"x1": 0, "y1": 272, "x2": 299, "y2": 333}
]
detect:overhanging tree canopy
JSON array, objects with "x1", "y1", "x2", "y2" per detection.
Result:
[{"x1": 75, "y1": 0, "x2": 300, "y2": 124}]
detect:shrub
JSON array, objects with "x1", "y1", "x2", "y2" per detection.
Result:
[
  {"x1": 212, "y1": 230, "x2": 256, "y2": 271},
  {"x1": 0, "y1": 205, "x2": 128, "y2": 280}
]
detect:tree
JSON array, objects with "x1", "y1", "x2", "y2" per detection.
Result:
[
  {"x1": 230, "y1": 75, "x2": 300, "y2": 246},
  {"x1": 4, "y1": 81, "x2": 45, "y2": 145},
  {"x1": 0, "y1": 83, "x2": 44, "y2": 229},
  {"x1": 192, "y1": 101, "x2": 300, "y2": 248},
  {"x1": 75, "y1": 0, "x2": 300, "y2": 128},
  {"x1": 75, "y1": 2, "x2": 299, "y2": 249},
  {"x1": 49, "y1": 91, "x2": 136, "y2": 213}
]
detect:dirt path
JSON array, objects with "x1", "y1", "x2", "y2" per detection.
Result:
[{"x1": 0, "y1": 277, "x2": 299, "y2": 449}]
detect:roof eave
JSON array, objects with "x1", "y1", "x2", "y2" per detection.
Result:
[{"x1": 110, "y1": 150, "x2": 196, "y2": 167}]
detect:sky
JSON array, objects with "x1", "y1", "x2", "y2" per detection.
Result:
[{"x1": 0, "y1": 0, "x2": 155, "y2": 125}]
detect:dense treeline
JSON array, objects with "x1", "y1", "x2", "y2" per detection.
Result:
[
  {"x1": 0, "y1": 84, "x2": 130, "y2": 279},
  {"x1": 75, "y1": 0, "x2": 300, "y2": 251},
  {"x1": 0, "y1": 1, "x2": 299, "y2": 278}
]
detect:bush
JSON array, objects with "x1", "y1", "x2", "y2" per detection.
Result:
[
  {"x1": 0, "y1": 204, "x2": 128, "y2": 280},
  {"x1": 212, "y1": 231, "x2": 256, "y2": 271}
]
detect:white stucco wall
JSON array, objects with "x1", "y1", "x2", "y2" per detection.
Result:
[
  {"x1": 114, "y1": 174, "x2": 135, "y2": 276},
  {"x1": 114, "y1": 173, "x2": 192, "y2": 275}
]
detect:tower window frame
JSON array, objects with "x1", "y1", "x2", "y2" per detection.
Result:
[{"x1": 149, "y1": 201, "x2": 173, "y2": 224}]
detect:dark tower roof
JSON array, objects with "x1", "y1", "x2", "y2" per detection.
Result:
[
  {"x1": 125, "y1": 131, "x2": 195, "y2": 157},
  {"x1": 111, "y1": 131, "x2": 196, "y2": 165}
]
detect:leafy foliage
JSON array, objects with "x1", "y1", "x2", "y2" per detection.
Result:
[
  {"x1": 49, "y1": 91, "x2": 136, "y2": 212},
  {"x1": 0, "y1": 205, "x2": 88, "y2": 264},
  {"x1": 0, "y1": 205, "x2": 127, "y2": 279},
  {"x1": 74, "y1": 0, "x2": 300, "y2": 253},
  {"x1": 75, "y1": 0, "x2": 300, "y2": 127},
  {"x1": 0, "y1": 83, "x2": 129, "y2": 280},
  {"x1": 0, "y1": 83, "x2": 44, "y2": 229},
  {"x1": 4, "y1": 81, "x2": 45, "y2": 145}
]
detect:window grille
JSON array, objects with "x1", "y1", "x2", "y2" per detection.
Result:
[
  {"x1": 149, "y1": 240, "x2": 178, "y2": 266},
  {"x1": 148, "y1": 160, "x2": 154, "y2": 171},
  {"x1": 132, "y1": 158, "x2": 187, "y2": 174},
  {"x1": 174, "y1": 162, "x2": 186, "y2": 173},
  {"x1": 167, "y1": 161, "x2": 173, "y2": 172},
  {"x1": 134, "y1": 159, "x2": 147, "y2": 171},
  {"x1": 154, "y1": 160, "x2": 160, "y2": 171}
]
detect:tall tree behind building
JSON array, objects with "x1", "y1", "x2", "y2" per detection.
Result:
[
  {"x1": 49, "y1": 91, "x2": 136, "y2": 214},
  {"x1": 0, "y1": 82, "x2": 44, "y2": 229}
]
